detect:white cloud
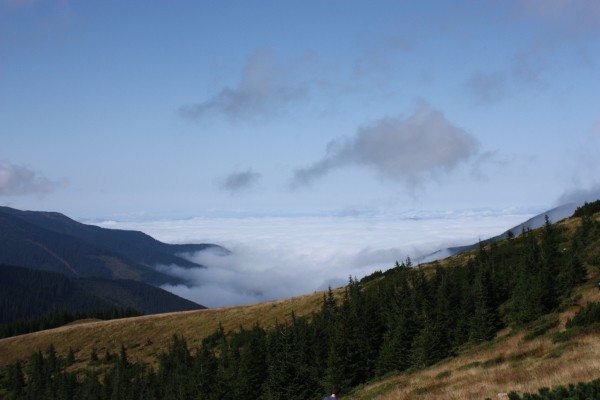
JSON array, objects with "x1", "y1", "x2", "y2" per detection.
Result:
[
  {"x1": 95, "y1": 210, "x2": 535, "y2": 308},
  {"x1": 0, "y1": 160, "x2": 64, "y2": 196},
  {"x1": 292, "y1": 103, "x2": 479, "y2": 188}
]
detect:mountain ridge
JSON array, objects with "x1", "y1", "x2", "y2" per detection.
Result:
[
  {"x1": 0, "y1": 206, "x2": 226, "y2": 286},
  {"x1": 416, "y1": 203, "x2": 579, "y2": 264}
]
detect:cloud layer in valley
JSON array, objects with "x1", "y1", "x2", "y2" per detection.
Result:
[{"x1": 96, "y1": 209, "x2": 536, "y2": 308}]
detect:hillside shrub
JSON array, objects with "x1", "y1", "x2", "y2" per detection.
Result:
[
  {"x1": 524, "y1": 313, "x2": 559, "y2": 341},
  {"x1": 507, "y1": 378, "x2": 600, "y2": 399},
  {"x1": 566, "y1": 302, "x2": 600, "y2": 329},
  {"x1": 573, "y1": 199, "x2": 600, "y2": 217}
]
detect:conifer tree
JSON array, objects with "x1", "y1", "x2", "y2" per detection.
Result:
[
  {"x1": 469, "y1": 268, "x2": 500, "y2": 342},
  {"x1": 539, "y1": 216, "x2": 560, "y2": 310},
  {"x1": 27, "y1": 350, "x2": 45, "y2": 398},
  {"x1": 66, "y1": 348, "x2": 75, "y2": 366},
  {"x1": 410, "y1": 319, "x2": 447, "y2": 368},
  {"x1": 6, "y1": 361, "x2": 25, "y2": 399},
  {"x1": 235, "y1": 324, "x2": 268, "y2": 400}
]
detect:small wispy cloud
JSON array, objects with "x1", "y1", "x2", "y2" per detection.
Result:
[
  {"x1": 292, "y1": 102, "x2": 479, "y2": 188},
  {"x1": 463, "y1": 72, "x2": 507, "y2": 105},
  {"x1": 557, "y1": 125, "x2": 600, "y2": 206},
  {"x1": 220, "y1": 169, "x2": 261, "y2": 194},
  {"x1": 352, "y1": 34, "x2": 411, "y2": 79},
  {"x1": 0, "y1": 160, "x2": 65, "y2": 196},
  {"x1": 179, "y1": 48, "x2": 308, "y2": 121},
  {"x1": 591, "y1": 120, "x2": 600, "y2": 138},
  {"x1": 518, "y1": 0, "x2": 600, "y2": 33},
  {"x1": 470, "y1": 150, "x2": 510, "y2": 180}
]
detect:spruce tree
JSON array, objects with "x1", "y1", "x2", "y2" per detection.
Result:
[
  {"x1": 7, "y1": 361, "x2": 25, "y2": 399},
  {"x1": 235, "y1": 325, "x2": 268, "y2": 400},
  {"x1": 469, "y1": 269, "x2": 500, "y2": 342}
]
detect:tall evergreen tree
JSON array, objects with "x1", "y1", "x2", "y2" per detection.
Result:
[{"x1": 469, "y1": 268, "x2": 500, "y2": 342}]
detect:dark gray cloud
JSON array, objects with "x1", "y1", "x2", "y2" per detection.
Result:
[
  {"x1": 220, "y1": 169, "x2": 261, "y2": 194},
  {"x1": 463, "y1": 72, "x2": 507, "y2": 105},
  {"x1": 292, "y1": 103, "x2": 478, "y2": 188},
  {"x1": 180, "y1": 49, "x2": 308, "y2": 121},
  {"x1": 0, "y1": 160, "x2": 64, "y2": 196}
]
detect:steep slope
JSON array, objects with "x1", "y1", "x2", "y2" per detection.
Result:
[
  {"x1": 347, "y1": 284, "x2": 600, "y2": 399},
  {"x1": 75, "y1": 277, "x2": 205, "y2": 314},
  {"x1": 417, "y1": 203, "x2": 578, "y2": 264},
  {"x1": 0, "y1": 211, "x2": 180, "y2": 285},
  {"x1": 0, "y1": 264, "x2": 204, "y2": 326},
  {"x1": 0, "y1": 264, "x2": 112, "y2": 325},
  {"x1": 0, "y1": 206, "x2": 225, "y2": 285}
]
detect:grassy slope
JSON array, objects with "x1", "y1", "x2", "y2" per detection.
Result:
[
  {"x1": 1, "y1": 216, "x2": 599, "y2": 399},
  {"x1": 0, "y1": 290, "x2": 331, "y2": 370}
]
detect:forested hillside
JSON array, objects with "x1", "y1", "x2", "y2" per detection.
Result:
[
  {"x1": 1, "y1": 203, "x2": 599, "y2": 399},
  {"x1": 0, "y1": 265, "x2": 112, "y2": 324},
  {"x1": 0, "y1": 265, "x2": 204, "y2": 338}
]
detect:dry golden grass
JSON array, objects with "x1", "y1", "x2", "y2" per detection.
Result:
[
  {"x1": 347, "y1": 284, "x2": 600, "y2": 400},
  {"x1": 0, "y1": 288, "x2": 339, "y2": 370}
]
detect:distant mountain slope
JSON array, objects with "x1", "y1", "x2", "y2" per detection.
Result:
[
  {"x1": 76, "y1": 278, "x2": 205, "y2": 314},
  {"x1": 417, "y1": 203, "x2": 579, "y2": 264},
  {"x1": 0, "y1": 206, "x2": 225, "y2": 285},
  {"x1": 0, "y1": 264, "x2": 205, "y2": 325}
]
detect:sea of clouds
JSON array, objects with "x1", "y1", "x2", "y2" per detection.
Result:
[{"x1": 95, "y1": 209, "x2": 537, "y2": 308}]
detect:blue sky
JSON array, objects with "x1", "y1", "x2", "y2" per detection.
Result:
[{"x1": 2, "y1": 0, "x2": 600, "y2": 220}]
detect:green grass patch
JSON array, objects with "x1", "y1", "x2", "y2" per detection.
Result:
[
  {"x1": 412, "y1": 386, "x2": 430, "y2": 395},
  {"x1": 435, "y1": 370, "x2": 451, "y2": 379},
  {"x1": 507, "y1": 348, "x2": 543, "y2": 363},
  {"x1": 349, "y1": 380, "x2": 406, "y2": 400},
  {"x1": 482, "y1": 355, "x2": 506, "y2": 368},
  {"x1": 457, "y1": 361, "x2": 481, "y2": 370},
  {"x1": 545, "y1": 342, "x2": 575, "y2": 359},
  {"x1": 553, "y1": 322, "x2": 600, "y2": 343},
  {"x1": 524, "y1": 313, "x2": 559, "y2": 341}
]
